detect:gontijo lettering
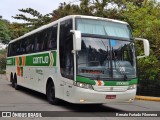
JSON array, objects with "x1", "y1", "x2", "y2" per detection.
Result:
[{"x1": 33, "y1": 56, "x2": 49, "y2": 64}]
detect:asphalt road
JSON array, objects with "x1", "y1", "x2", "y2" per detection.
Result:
[{"x1": 0, "y1": 74, "x2": 159, "y2": 120}]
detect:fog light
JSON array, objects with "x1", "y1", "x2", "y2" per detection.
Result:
[
  {"x1": 80, "y1": 99, "x2": 85, "y2": 102},
  {"x1": 74, "y1": 81, "x2": 93, "y2": 90},
  {"x1": 128, "y1": 84, "x2": 137, "y2": 90}
]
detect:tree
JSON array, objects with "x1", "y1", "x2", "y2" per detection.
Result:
[
  {"x1": 120, "y1": 0, "x2": 160, "y2": 81},
  {"x1": 0, "y1": 19, "x2": 11, "y2": 43},
  {"x1": 9, "y1": 23, "x2": 29, "y2": 40},
  {"x1": 52, "y1": 2, "x2": 81, "y2": 20},
  {"x1": 12, "y1": 8, "x2": 52, "y2": 30}
]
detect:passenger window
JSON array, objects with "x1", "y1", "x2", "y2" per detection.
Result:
[
  {"x1": 36, "y1": 32, "x2": 44, "y2": 52},
  {"x1": 21, "y1": 39, "x2": 27, "y2": 54},
  {"x1": 47, "y1": 25, "x2": 57, "y2": 50},
  {"x1": 26, "y1": 35, "x2": 35, "y2": 54}
]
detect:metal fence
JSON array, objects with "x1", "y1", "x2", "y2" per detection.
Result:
[{"x1": 137, "y1": 76, "x2": 160, "y2": 97}]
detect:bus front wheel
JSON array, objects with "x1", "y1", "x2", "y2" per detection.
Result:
[{"x1": 46, "y1": 82, "x2": 59, "y2": 105}]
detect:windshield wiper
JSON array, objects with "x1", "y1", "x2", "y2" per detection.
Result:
[{"x1": 112, "y1": 47, "x2": 128, "y2": 81}]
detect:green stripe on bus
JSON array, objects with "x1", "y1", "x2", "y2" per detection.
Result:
[
  {"x1": 76, "y1": 76, "x2": 138, "y2": 86},
  {"x1": 103, "y1": 79, "x2": 138, "y2": 86},
  {"x1": 53, "y1": 52, "x2": 56, "y2": 66},
  {"x1": 19, "y1": 57, "x2": 22, "y2": 66},
  {"x1": 6, "y1": 51, "x2": 57, "y2": 66},
  {"x1": 129, "y1": 78, "x2": 138, "y2": 85}
]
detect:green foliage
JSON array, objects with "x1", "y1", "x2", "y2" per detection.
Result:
[
  {"x1": 12, "y1": 8, "x2": 52, "y2": 30},
  {"x1": 120, "y1": 0, "x2": 160, "y2": 81},
  {"x1": 138, "y1": 53, "x2": 159, "y2": 81},
  {"x1": 0, "y1": 49, "x2": 6, "y2": 54},
  {"x1": 52, "y1": 2, "x2": 81, "y2": 20},
  {"x1": 9, "y1": 23, "x2": 29, "y2": 40},
  {"x1": 0, "y1": 19, "x2": 11, "y2": 43},
  {"x1": 0, "y1": 49, "x2": 6, "y2": 71}
]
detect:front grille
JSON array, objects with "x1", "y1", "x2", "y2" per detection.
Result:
[{"x1": 92, "y1": 85, "x2": 128, "y2": 92}]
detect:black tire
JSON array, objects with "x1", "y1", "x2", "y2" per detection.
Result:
[
  {"x1": 11, "y1": 75, "x2": 15, "y2": 88},
  {"x1": 14, "y1": 75, "x2": 20, "y2": 90},
  {"x1": 46, "y1": 82, "x2": 59, "y2": 105}
]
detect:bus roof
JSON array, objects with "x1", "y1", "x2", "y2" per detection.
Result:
[{"x1": 9, "y1": 15, "x2": 128, "y2": 44}]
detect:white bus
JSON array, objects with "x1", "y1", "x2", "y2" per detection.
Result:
[{"x1": 6, "y1": 15, "x2": 149, "y2": 104}]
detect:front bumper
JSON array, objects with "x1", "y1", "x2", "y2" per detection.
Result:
[{"x1": 67, "y1": 86, "x2": 136, "y2": 104}]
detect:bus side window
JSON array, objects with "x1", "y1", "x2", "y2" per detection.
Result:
[
  {"x1": 47, "y1": 25, "x2": 57, "y2": 50},
  {"x1": 36, "y1": 32, "x2": 45, "y2": 52},
  {"x1": 17, "y1": 42, "x2": 21, "y2": 55},
  {"x1": 12, "y1": 44, "x2": 17, "y2": 56},
  {"x1": 21, "y1": 39, "x2": 27, "y2": 54},
  {"x1": 26, "y1": 35, "x2": 35, "y2": 54},
  {"x1": 43, "y1": 29, "x2": 49, "y2": 51},
  {"x1": 14, "y1": 42, "x2": 20, "y2": 56}
]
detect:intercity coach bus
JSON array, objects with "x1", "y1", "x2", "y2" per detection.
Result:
[{"x1": 6, "y1": 15, "x2": 149, "y2": 104}]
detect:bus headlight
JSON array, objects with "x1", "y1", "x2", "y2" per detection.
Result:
[
  {"x1": 74, "y1": 82, "x2": 93, "y2": 90},
  {"x1": 128, "y1": 84, "x2": 137, "y2": 90}
]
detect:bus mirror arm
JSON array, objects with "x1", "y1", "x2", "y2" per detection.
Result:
[
  {"x1": 135, "y1": 38, "x2": 150, "y2": 59},
  {"x1": 70, "y1": 30, "x2": 82, "y2": 51}
]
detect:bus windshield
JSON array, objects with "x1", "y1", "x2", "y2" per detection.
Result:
[
  {"x1": 76, "y1": 18, "x2": 136, "y2": 80},
  {"x1": 77, "y1": 37, "x2": 136, "y2": 80},
  {"x1": 76, "y1": 18, "x2": 132, "y2": 39}
]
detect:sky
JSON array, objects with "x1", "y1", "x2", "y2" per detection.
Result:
[
  {"x1": 0, "y1": 0, "x2": 79, "y2": 23},
  {"x1": 0, "y1": 0, "x2": 160, "y2": 23}
]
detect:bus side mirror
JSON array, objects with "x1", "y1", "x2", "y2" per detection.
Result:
[
  {"x1": 135, "y1": 38, "x2": 150, "y2": 59},
  {"x1": 70, "y1": 30, "x2": 82, "y2": 51}
]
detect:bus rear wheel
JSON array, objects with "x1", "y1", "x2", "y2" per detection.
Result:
[
  {"x1": 46, "y1": 82, "x2": 59, "y2": 105},
  {"x1": 13, "y1": 75, "x2": 20, "y2": 90}
]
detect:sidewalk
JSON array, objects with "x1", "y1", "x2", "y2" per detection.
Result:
[{"x1": 135, "y1": 95, "x2": 160, "y2": 102}]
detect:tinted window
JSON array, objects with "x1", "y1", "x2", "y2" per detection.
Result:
[
  {"x1": 47, "y1": 25, "x2": 57, "y2": 50},
  {"x1": 35, "y1": 32, "x2": 45, "y2": 52},
  {"x1": 25, "y1": 35, "x2": 35, "y2": 54},
  {"x1": 8, "y1": 24, "x2": 58, "y2": 56},
  {"x1": 59, "y1": 19, "x2": 74, "y2": 79}
]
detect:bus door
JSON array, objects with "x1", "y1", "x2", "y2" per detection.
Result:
[{"x1": 59, "y1": 19, "x2": 74, "y2": 100}]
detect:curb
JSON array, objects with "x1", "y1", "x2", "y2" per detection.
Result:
[{"x1": 135, "y1": 95, "x2": 160, "y2": 102}]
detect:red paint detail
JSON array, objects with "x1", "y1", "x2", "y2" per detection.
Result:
[{"x1": 97, "y1": 80, "x2": 102, "y2": 86}]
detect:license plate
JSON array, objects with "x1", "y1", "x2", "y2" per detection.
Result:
[{"x1": 106, "y1": 95, "x2": 116, "y2": 99}]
